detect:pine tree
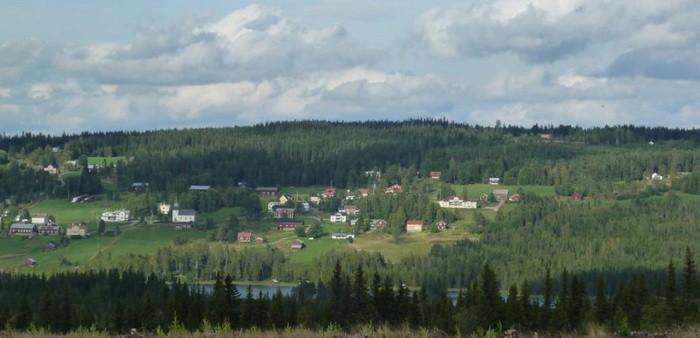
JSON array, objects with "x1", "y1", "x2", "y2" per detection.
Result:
[
  {"x1": 351, "y1": 265, "x2": 369, "y2": 324},
  {"x1": 477, "y1": 263, "x2": 502, "y2": 329},
  {"x1": 506, "y1": 284, "x2": 521, "y2": 328},
  {"x1": 682, "y1": 247, "x2": 698, "y2": 317},
  {"x1": 329, "y1": 260, "x2": 345, "y2": 326},
  {"x1": 541, "y1": 267, "x2": 553, "y2": 330},
  {"x1": 594, "y1": 276, "x2": 609, "y2": 325}
]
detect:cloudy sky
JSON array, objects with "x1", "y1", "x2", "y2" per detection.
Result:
[{"x1": 1, "y1": 0, "x2": 700, "y2": 133}]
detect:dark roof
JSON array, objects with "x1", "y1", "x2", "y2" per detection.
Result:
[
  {"x1": 11, "y1": 223, "x2": 36, "y2": 230},
  {"x1": 256, "y1": 187, "x2": 279, "y2": 192},
  {"x1": 177, "y1": 209, "x2": 196, "y2": 216}
]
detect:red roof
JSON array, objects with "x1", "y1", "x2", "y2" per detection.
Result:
[
  {"x1": 406, "y1": 220, "x2": 423, "y2": 225},
  {"x1": 430, "y1": 171, "x2": 441, "y2": 177}
]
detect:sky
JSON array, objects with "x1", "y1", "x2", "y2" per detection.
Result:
[{"x1": 1, "y1": 0, "x2": 700, "y2": 134}]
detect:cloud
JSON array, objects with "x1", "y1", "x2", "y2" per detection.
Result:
[
  {"x1": 416, "y1": 0, "x2": 700, "y2": 63},
  {"x1": 54, "y1": 4, "x2": 370, "y2": 86},
  {"x1": 607, "y1": 48, "x2": 700, "y2": 81}
]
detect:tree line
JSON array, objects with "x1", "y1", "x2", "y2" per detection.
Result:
[{"x1": 3, "y1": 253, "x2": 700, "y2": 335}]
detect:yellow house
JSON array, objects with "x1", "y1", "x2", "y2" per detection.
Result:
[{"x1": 279, "y1": 194, "x2": 293, "y2": 204}]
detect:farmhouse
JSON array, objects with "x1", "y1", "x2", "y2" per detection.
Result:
[
  {"x1": 430, "y1": 171, "x2": 442, "y2": 179},
  {"x1": 341, "y1": 205, "x2": 360, "y2": 215},
  {"x1": 10, "y1": 223, "x2": 37, "y2": 237},
  {"x1": 290, "y1": 240, "x2": 305, "y2": 250},
  {"x1": 385, "y1": 184, "x2": 403, "y2": 194},
  {"x1": 66, "y1": 223, "x2": 87, "y2": 238},
  {"x1": 332, "y1": 233, "x2": 355, "y2": 240},
  {"x1": 322, "y1": 187, "x2": 337, "y2": 199},
  {"x1": 370, "y1": 219, "x2": 387, "y2": 230},
  {"x1": 31, "y1": 213, "x2": 49, "y2": 225},
  {"x1": 256, "y1": 187, "x2": 279, "y2": 196},
  {"x1": 101, "y1": 210, "x2": 130, "y2": 223},
  {"x1": 277, "y1": 221, "x2": 303, "y2": 231},
  {"x1": 651, "y1": 173, "x2": 664, "y2": 181},
  {"x1": 159, "y1": 202, "x2": 171, "y2": 215},
  {"x1": 406, "y1": 220, "x2": 424, "y2": 233},
  {"x1": 273, "y1": 207, "x2": 295, "y2": 219},
  {"x1": 43, "y1": 165, "x2": 58, "y2": 175},
  {"x1": 38, "y1": 224, "x2": 61, "y2": 236},
  {"x1": 309, "y1": 196, "x2": 321, "y2": 205},
  {"x1": 509, "y1": 194, "x2": 521, "y2": 202},
  {"x1": 489, "y1": 177, "x2": 501, "y2": 185},
  {"x1": 438, "y1": 196, "x2": 477, "y2": 209},
  {"x1": 189, "y1": 185, "x2": 211, "y2": 191},
  {"x1": 364, "y1": 169, "x2": 381, "y2": 178},
  {"x1": 493, "y1": 189, "x2": 509, "y2": 202},
  {"x1": 237, "y1": 231, "x2": 253, "y2": 243},
  {"x1": 172, "y1": 209, "x2": 196, "y2": 224},
  {"x1": 358, "y1": 188, "x2": 370, "y2": 197},
  {"x1": 330, "y1": 213, "x2": 347, "y2": 223}
]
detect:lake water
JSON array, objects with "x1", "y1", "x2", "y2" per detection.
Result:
[{"x1": 198, "y1": 284, "x2": 462, "y2": 299}]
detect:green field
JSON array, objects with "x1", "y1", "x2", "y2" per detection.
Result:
[
  {"x1": 28, "y1": 198, "x2": 128, "y2": 231},
  {"x1": 448, "y1": 183, "x2": 555, "y2": 199},
  {"x1": 0, "y1": 225, "x2": 208, "y2": 274},
  {"x1": 87, "y1": 156, "x2": 127, "y2": 166}
]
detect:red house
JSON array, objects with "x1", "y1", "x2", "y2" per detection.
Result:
[
  {"x1": 509, "y1": 194, "x2": 521, "y2": 202},
  {"x1": 277, "y1": 221, "x2": 304, "y2": 231},
  {"x1": 322, "y1": 188, "x2": 337, "y2": 199},
  {"x1": 430, "y1": 171, "x2": 442, "y2": 179}
]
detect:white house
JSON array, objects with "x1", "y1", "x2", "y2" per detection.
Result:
[
  {"x1": 172, "y1": 209, "x2": 196, "y2": 223},
  {"x1": 31, "y1": 213, "x2": 49, "y2": 226},
  {"x1": 438, "y1": 196, "x2": 478, "y2": 209},
  {"x1": 489, "y1": 177, "x2": 501, "y2": 185},
  {"x1": 309, "y1": 196, "x2": 321, "y2": 205},
  {"x1": 651, "y1": 173, "x2": 664, "y2": 181},
  {"x1": 101, "y1": 210, "x2": 130, "y2": 223},
  {"x1": 43, "y1": 165, "x2": 58, "y2": 175},
  {"x1": 159, "y1": 202, "x2": 172, "y2": 215},
  {"x1": 330, "y1": 213, "x2": 347, "y2": 223},
  {"x1": 331, "y1": 233, "x2": 355, "y2": 240}
]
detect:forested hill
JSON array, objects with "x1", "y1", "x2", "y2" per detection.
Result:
[{"x1": 3, "y1": 120, "x2": 700, "y2": 196}]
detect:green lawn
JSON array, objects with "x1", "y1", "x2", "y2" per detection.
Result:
[
  {"x1": 87, "y1": 156, "x2": 127, "y2": 166},
  {"x1": 449, "y1": 183, "x2": 555, "y2": 199},
  {"x1": 0, "y1": 225, "x2": 208, "y2": 274},
  {"x1": 28, "y1": 198, "x2": 128, "y2": 231}
]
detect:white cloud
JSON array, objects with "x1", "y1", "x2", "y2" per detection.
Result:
[
  {"x1": 417, "y1": 0, "x2": 700, "y2": 63},
  {"x1": 0, "y1": 87, "x2": 10, "y2": 98},
  {"x1": 54, "y1": 4, "x2": 369, "y2": 86}
]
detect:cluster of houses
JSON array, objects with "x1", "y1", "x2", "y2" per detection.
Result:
[
  {"x1": 236, "y1": 231, "x2": 264, "y2": 244},
  {"x1": 9, "y1": 214, "x2": 62, "y2": 237},
  {"x1": 101, "y1": 210, "x2": 130, "y2": 223}
]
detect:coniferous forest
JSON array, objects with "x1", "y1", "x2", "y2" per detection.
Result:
[{"x1": 3, "y1": 120, "x2": 700, "y2": 335}]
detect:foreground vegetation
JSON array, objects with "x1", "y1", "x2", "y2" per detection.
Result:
[{"x1": 2, "y1": 254, "x2": 700, "y2": 337}]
